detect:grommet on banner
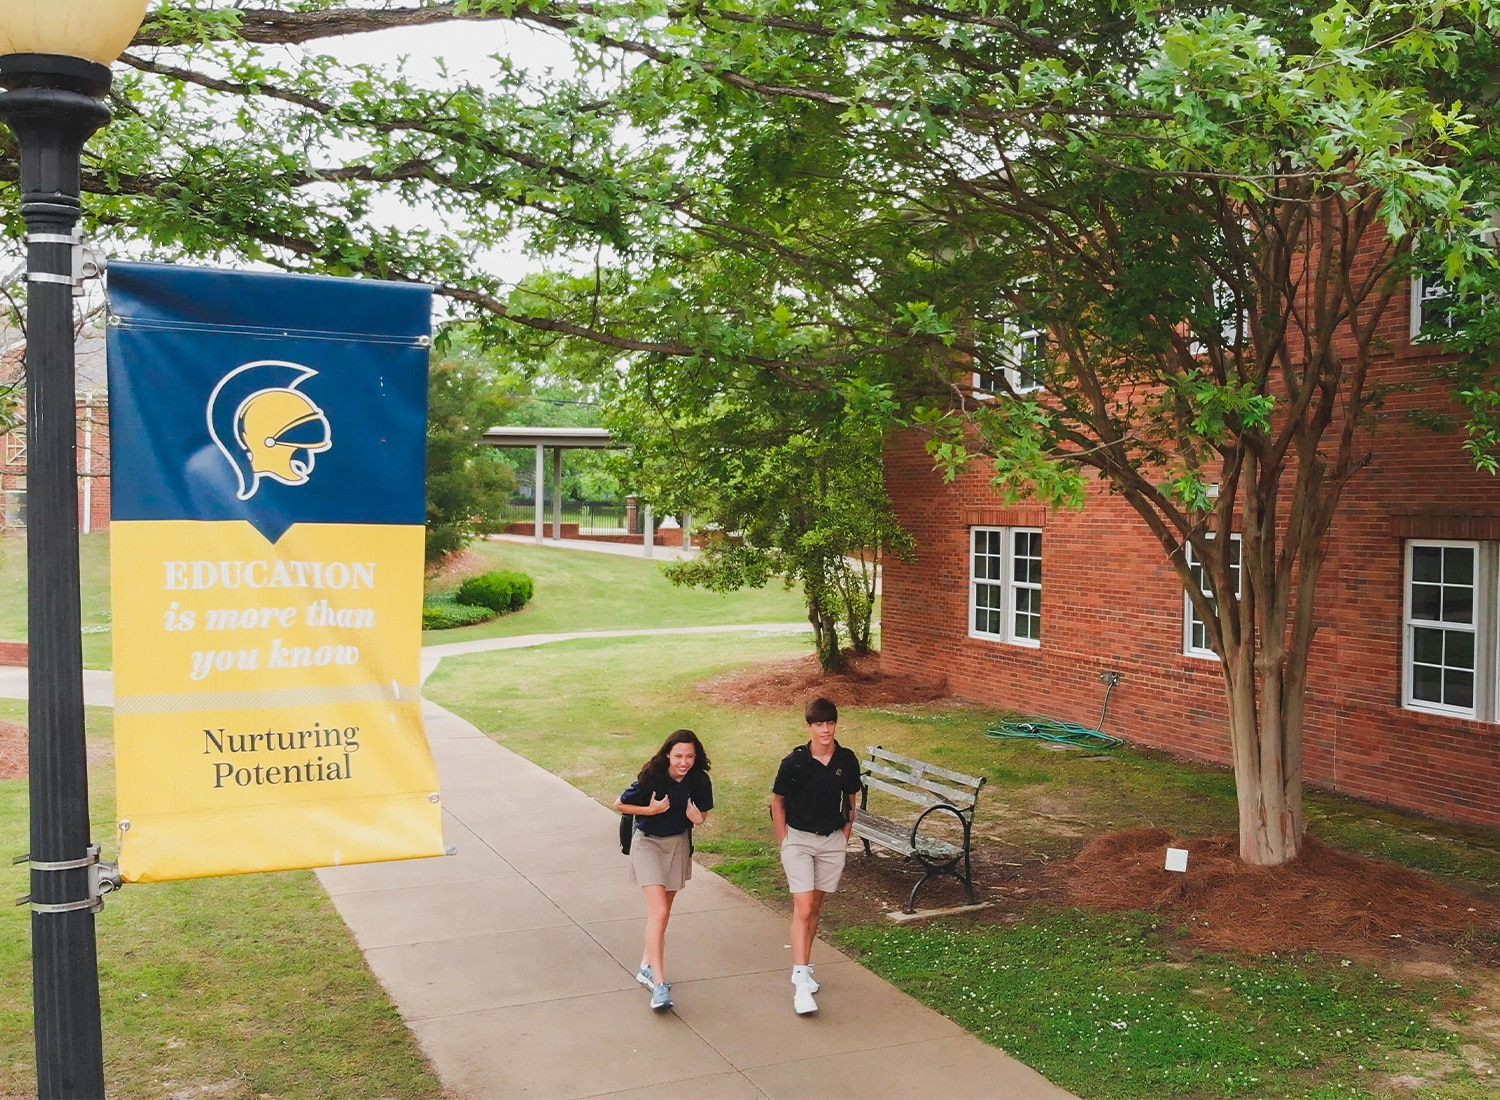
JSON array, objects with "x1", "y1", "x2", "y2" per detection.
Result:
[{"x1": 429, "y1": 793, "x2": 440, "y2": 803}]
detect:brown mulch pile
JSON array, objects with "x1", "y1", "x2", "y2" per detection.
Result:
[
  {"x1": 0, "y1": 719, "x2": 25, "y2": 781},
  {"x1": 698, "y1": 651, "x2": 950, "y2": 708},
  {"x1": 1064, "y1": 826, "x2": 1497, "y2": 959},
  {"x1": 425, "y1": 546, "x2": 488, "y2": 584}
]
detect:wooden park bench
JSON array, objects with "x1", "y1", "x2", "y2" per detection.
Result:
[{"x1": 852, "y1": 746, "x2": 987, "y2": 913}]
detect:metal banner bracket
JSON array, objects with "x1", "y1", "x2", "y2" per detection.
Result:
[
  {"x1": 25, "y1": 227, "x2": 105, "y2": 295},
  {"x1": 13, "y1": 843, "x2": 123, "y2": 913}
]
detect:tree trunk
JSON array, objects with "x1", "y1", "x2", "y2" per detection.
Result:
[
  {"x1": 1223, "y1": 640, "x2": 1304, "y2": 865},
  {"x1": 807, "y1": 588, "x2": 844, "y2": 672}
]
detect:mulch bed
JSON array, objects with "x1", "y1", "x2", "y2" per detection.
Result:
[
  {"x1": 697, "y1": 651, "x2": 950, "y2": 708},
  {"x1": 425, "y1": 546, "x2": 489, "y2": 585},
  {"x1": 1064, "y1": 827, "x2": 1497, "y2": 960},
  {"x1": 0, "y1": 719, "x2": 25, "y2": 781}
]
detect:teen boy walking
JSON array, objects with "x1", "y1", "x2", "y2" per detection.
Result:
[{"x1": 770, "y1": 696, "x2": 863, "y2": 1015}]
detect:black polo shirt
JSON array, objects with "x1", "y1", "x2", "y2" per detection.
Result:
[
  {"x1": 772, "y1": 741, "x2": 862, "y2": 835},
  {"x1": 620, "y1": 770, "x2": 713, "y2": 838}
]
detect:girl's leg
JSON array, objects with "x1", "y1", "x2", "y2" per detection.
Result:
[{"x1": 641, "y1": 886, "x2": 678, "y2": 982}]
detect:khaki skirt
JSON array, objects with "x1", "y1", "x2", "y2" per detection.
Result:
[{"x1": 630, "y1": 830, "x2": 693, "y2": 891}]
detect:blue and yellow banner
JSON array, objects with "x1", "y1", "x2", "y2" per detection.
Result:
[{"x1": 106, "y1": 261, "x2": 443, "y2": 882}]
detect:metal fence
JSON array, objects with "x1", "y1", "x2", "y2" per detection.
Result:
[{"x1": 501, "y1": 498, "x2": 628, "y2": 535}]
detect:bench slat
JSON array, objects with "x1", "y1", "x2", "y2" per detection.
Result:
[
  {"x1": 863, "y1": 775, "x2": 970, "y2": 811},
  {"x1": 863, "y1": 760, "x2": 979, "y2": 808},
  {"x1": 866, "y1": 746, "x2": 985, "y2": 790},
  {"x1": 853, "y1": 813, "x2": 963, "y2": 861}
]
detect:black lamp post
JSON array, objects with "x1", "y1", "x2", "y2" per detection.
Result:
[{"x1": 0, "y1": 3, "x2": 148, "y2": 1096}]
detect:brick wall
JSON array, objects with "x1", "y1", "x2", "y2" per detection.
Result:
[
  {"x1": 882, "y1": 284, "x2": 1500, "y2": 830},
  {"x1": 0, "y1": 394, "x2": 111, "y2": 533}
]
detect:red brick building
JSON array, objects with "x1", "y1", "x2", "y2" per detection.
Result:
[
  {"x1": 882, "y1": 275, "x2": 1500, "y2": 830},
  {"x1": 0, "y1": 326, "x2": 111, "y2": 534}
]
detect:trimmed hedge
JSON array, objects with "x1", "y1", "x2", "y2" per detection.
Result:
[
  {"x1": 421, "y1": 594, "x2": 498, "y2": 630},
  {"x1": 455, "y1": 570, "x2": 534, "y2": 614}
]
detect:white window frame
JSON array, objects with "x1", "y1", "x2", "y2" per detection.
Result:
[
  {"x1": 1008, "y1": 327, "x2": 1046, "y2": 394},
  {"x1": 1, "y1": 486, "x2": 25, "y2": 529},
  {"x1": 972, "y1": 322, "x2": 1046, "y2": 397},
  {"x1": 1183, "y1": 534, "x2": 1241, "y2": 659},
  {"x1": 1190, "y1": 279, "x2": 1249, "y2": 356},
  {"x1": 970, "y1": 526, "x2": 1042, "y2": 647},
  {"x1": 1403, "y1": 540, "x2": 1493, "y2": 720},
  {"x1": 1410, "y1": 272, "x2": 1461, "y2": 341}
]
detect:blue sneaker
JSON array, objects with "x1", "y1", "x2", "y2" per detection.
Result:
[
  {"x1": 650, "y1": 981, "x2": 673, "y2": 1011},
  {"x1": 635, "y1": 963, "x2": 655, "y2": 990}
]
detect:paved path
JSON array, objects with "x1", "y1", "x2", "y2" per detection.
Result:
[{"x1": 420, "y1": 622, "x2": 813, "y2": 681}]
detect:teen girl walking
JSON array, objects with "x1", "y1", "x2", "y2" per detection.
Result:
[{"x1": 614, "y1": 728, "x2": 713, "y2": 1010}]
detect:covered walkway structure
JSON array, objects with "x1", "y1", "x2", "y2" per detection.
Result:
[{"x1": 481, "y1": 425, "x2": 619, "y2": 544}]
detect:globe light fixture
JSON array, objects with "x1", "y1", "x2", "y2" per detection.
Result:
[
  {"x1": 0, "y1": 1, "x2": 150, "y2": 1096},
  {"x1": 0, "y1": 0, "x2": 150, "y2": 66}
]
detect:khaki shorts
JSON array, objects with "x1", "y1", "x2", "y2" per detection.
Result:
[
  {"x1": 780, "y1": 827, "x2": 849, "y2": 893},
  {"x1": 630, "y1": 830, "x2": 693, "y2": 891}
]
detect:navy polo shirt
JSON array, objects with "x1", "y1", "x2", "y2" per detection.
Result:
[
  {"x1": 773, "y1": 741, "x2": 863, "y2": 834},
  {"x1": 620, "y1": 771, "x2": 714, "y2": 838}
]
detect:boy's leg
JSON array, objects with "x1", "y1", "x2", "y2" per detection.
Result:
[{"x1": 789, "y1": 889, "x2": 825, "y2": 966}]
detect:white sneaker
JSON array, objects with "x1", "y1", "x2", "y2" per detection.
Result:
[
  {"x1": 799, "y1": 965, "x2": 820, "y2": 994},
  {"x1": 793, "y1": 983, "x2": 818, "y2": 1015}
]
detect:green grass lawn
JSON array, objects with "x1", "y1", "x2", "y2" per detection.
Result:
[
  {"x1": 426, "y1": 634, "x2": 1500, "y2": 1100},
  {"x1": 0, "y1": 533, "x2": 113, "y2": 668},
  {"x1": 0, "y1": 698, "x2": 443, "y2": 1100},
  {"x1": 421, "y1": 537, "x2": 810, "y2": 642}
]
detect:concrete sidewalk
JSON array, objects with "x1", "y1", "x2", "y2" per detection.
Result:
[
  {"x1": 319, "y1": 699, "x2": 1077, "y2": 1099},
  {"x1": 420, "y1": 622, "x2": 813, "y2": 681}
]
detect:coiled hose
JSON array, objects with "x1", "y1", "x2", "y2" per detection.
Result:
[{"x1": 984, "y1": 715, "x2": 1123, "y2": 749}]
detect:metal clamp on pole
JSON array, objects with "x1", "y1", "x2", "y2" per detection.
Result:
[
  {"x1": 25, "y1": 227, "x2": 102, "y2": 295},
  {"x1": 14, "y1": 844, "x2": 122, "y2": 914}
]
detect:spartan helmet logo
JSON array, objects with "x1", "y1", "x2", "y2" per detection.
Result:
[{"x1": 207, "y1": 361, "x2": 332, "y2": 500}]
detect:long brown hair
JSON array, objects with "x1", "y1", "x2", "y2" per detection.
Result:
[{"x1": 637, "y1": 728, "x2": 711, "y2": 785}]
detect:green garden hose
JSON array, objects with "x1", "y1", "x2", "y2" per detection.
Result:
[{"x1": 985, "y1": 715, "x2": 1123, "y2": 749}]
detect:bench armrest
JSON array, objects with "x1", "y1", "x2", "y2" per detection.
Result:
[{"x1": 909, "y1": 801, "x2": 969, "y2": 848}]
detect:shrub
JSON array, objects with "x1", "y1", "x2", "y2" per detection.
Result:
[
  {"x1": 455, "y1": 570, "x2": 534, "y2": 614},
  {"x1": 421, "y1": 595, "x2": 497, "y2": 630}
]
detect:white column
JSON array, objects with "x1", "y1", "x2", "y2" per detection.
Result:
[
  {"x1": 534, "y1": 444, "x2": 544, "y2": 544},
  {"x1": 552, "y1": 447, "x2": 563, "y2": 541},
  {"x1": 682, "y1": 512, "x2": 691, "y2": 549},
  {"x1": 643, "y1": 504, "x2": 654, "y2": 557}
]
